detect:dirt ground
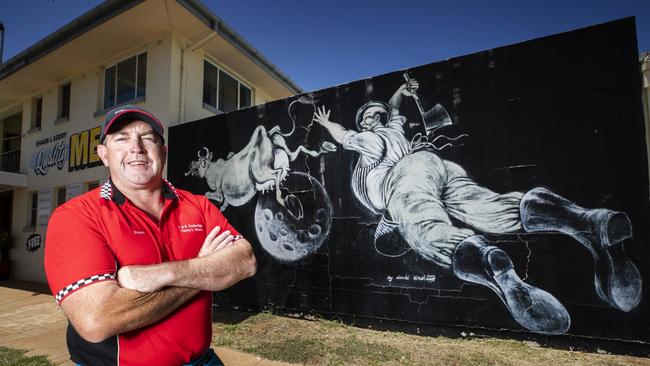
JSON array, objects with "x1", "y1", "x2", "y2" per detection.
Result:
[{"x1": 212, "y1": 310, "x2": 650, "y2": 366}]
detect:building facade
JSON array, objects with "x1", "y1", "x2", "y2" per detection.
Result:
[{"x1": 0, "y1": 0, "x2": 300, "y2": 282}]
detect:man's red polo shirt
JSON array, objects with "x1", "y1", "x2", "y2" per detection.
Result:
[{"x1": 45, "y1": 179, "x2": 240, "y2": 366}]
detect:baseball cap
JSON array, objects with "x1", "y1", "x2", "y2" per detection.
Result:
[{"x1": 100, "y1": 105, "x2": 165, "y2": 144}]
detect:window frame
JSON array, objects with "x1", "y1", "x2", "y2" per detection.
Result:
[
  {"x1": 57, "y1": 82, "x2": 71, "y2": 121},
  {"x1": 55, "y1": 187, "x2": 67, "y2": 208},
  {"x1": 103, "y1": 52, "x2": 147, "y2": 110},
  {"x1": 27, "y1": 191, "x2": 38, "y2": 228},
  {"x1": 202, "y1": 58, "x2": 253, "y2": 113},
  {"x1": 31, "y1": 97, "x2": 43, "y2": 131},
  {"x1": 86, "y1": 181, "x2": 100, "y2": 192}
]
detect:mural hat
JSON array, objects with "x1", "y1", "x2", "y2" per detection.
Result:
[{"x1": 100, "y1": 105, "x2": 165, "y2": 144}]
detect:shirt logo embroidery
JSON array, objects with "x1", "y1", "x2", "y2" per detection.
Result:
[
  {"x1": 133, "y1": 230, "x2": 145, "y2": 235},
  {"x1": 179, "y1": 224, "x2": 204, "y2": 233}
]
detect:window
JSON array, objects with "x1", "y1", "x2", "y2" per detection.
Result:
[
  {"x1": 28, "y1": 192, "x2": 38, "y2": 227},
  {"x1": 240, "y1": 83, "x2": 252, "y2": 108},
  {"x1": 87, "y1": 181, "x2": 99, "y2": 192},
  {"x1": 203, "y1": 60, "x2": 252, "y2": 113},
  {"x1": 55, "y1": 187, "x2": 66, "y2": 208},
  {"x1": 32, "y1": 97, "x2": 42, "y2": 129},
  {"x1": 104, "y1": 52, "x2": 147, "y2": 109},
  {"x1": 58, "y1": 83, "x2": 71, "y2": 120},
  {"x1": 219, "y1": 70, "x2": 238, "y2": 112}
]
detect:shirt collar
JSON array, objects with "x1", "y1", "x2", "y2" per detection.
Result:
[{"x1": 99, "y1": 178, "x2": 179, "y2": 205}]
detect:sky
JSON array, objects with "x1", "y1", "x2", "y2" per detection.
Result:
[{"x1": 1, "y1": 0, "x2": 649, "y2": 92}]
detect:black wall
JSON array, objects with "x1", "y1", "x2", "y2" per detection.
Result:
[{"x1": 169, "y1": 17, "x2": 649, "y2": 347}]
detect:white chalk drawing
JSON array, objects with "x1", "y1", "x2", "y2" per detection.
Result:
[
  {"x1": 254, "y1": 172, "x2": 333, "y2": 263},
  {"x1": 312, "y1": 78, "x2": 642, "y2": 335},
  {"x1": 185, "y1": 122, "x2": 336, "y2": 219},
  {"x1": 186, "y1": 76, "x2": 642, "y2": 335},
  {"x1": 186, "y1": 99, "x2": 336, "y2": 262}
]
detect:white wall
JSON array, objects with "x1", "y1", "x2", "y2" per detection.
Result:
[
  {"x1": 180, "y1": 34, "x2": 276, "y2": 124},
  {"x1": 8, "y1": 35, "x2": 178, "y2": 282}
]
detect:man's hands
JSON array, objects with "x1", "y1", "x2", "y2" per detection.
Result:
[
  {"x1": 198, "y1": 226, "x2": 235, "y2": 257},
  {"x1": 117, "y1": 265, "x2": 158, "y2": 292},
  {"x1": 313, "y1": 105, "x2": 331, "y2": 126},
  {"x1": 117, "y1": 226, "x2": 236, "y2": 292}
]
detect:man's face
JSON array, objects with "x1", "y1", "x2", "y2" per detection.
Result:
[
  {"x1": 360, "y1": 106, "x2": 386, "y2": 131},
  {"x1": 97, "y1": 120, "x2": 167, "y2": 191}
]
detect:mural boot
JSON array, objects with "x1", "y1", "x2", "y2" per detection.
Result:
[
  {"x1": 520, "y1": 187, "x2": 641, "y2": 312},
  {"x1": 452, "y1": 235, "x2": 571, "y2": 334}
]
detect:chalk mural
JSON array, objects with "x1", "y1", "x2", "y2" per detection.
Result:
[{"x1": 169, "y1": 18, "x2": 649, "y2": 343}]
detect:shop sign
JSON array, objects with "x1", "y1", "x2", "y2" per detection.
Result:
[
  {"x1": 69, "y1": 126, "x2": 102, "y2": 172},
  {"x1": 37, "y1": 188, "x2": 52, "y2": 228},
  {"x1": 30, "y1": 132, "x2": 68, "y2": 176},
  {"x1": 66, "y1": 183, "x2": 83, "y2": 201},
  {"x1": 26, "y1": 233, "x2": 42, "y2": 252}
]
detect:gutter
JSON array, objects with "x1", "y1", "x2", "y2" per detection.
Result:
[
  {"x1": 0, "y1": 0, "x2": 144, "y2": 81},
  {"x1": 179, "y1": 32, "x2": 218, "y2": 123},
  {"x1": 175, "y1": 0, "x2": 304, "y2": 95}
]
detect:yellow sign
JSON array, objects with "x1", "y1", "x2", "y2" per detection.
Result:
[{"x1": 69, "y1": 126, "x2": 102, "y2": 172}]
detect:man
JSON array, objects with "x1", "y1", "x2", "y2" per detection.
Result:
[
  {"x1": 313, "y1": 81, "x2": 641, "y2": 334},
  {"x1": 45, "y1": 105, "x2": 256, "y2": 365}
]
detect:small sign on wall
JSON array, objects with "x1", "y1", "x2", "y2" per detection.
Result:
[
  {"x1": 37, "y1": 188, "x2": 52, "y2": 228},
  {"x1": 26, "y1": 233, "x2": 42, "y2": 252},
  {"x1": 66, "y1": 183, "x2": 83, "y2": 201}
]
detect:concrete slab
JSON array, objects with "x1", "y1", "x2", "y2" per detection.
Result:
[
  {"x1": 0, "y1": 280, "x2": 298, "y2": 365},
  {"x1": 215, "y1": 347, "x2": 299, "y2": 365},
  {"x1": 0, "y1": 293, "x2": 56, "y2": 312}
]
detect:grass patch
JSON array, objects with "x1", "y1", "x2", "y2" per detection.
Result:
[
  {"x1": 243, "y1": 337, "x2": 325, "y2": 364},
  {"x1": 212, "y1": 311, "x2": 650, "y2": 366},
  {"x1": 0, "y1": 347, "x2": 54, "y2": 366},
  {"x1": 329, "y1": 335, "x2": 409, "y2": 365}
]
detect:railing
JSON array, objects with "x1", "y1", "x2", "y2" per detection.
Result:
[
  {"x1": 0, "y1": 134, "x2": 21, "y2": 173},
  {"x1": 0, "y1": 149, "x2": 20, "y2": 173}
]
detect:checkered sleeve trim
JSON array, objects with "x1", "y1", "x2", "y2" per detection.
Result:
[{"x1": 55, "y1": 273, "x2": 116, "y2": 303}]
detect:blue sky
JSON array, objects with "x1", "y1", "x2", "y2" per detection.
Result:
[{"x1": 1, "y1": 0, "x2": 649, "y2": 92}]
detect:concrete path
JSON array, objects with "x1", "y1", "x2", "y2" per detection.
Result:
[{"x1": 0, "y1": 280, "x2": 295, "y2": 365}]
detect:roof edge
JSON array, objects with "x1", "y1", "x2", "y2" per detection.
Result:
[
  {"x1": 0, "y1": 0, "x2": 144, "y2": 81},
  {"x1": 175, "y1": 0, "x2": 303, "y2": 95}
]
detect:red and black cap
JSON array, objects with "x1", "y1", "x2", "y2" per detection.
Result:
[{"x1": 100, "y1": 105, "x2": 165, "y2": 144}]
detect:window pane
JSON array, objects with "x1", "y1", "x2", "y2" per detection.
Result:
[
  {"x1": 203, "y1": 61, "x2": 218, "y2": 108},
  {"x1": 34, "y1": 98, "x2": 42, "y2": 128},
  {"x1": 30, "y1": 192, "x2": 38, "y2": 226},
  {"x1": 239, "y1": 84, "x2": 251, "y2": 108},
  {"x1": 218, "y1": 70, "x2": 238, "y2": 113},
  {"x1": 87, "y1": 181, "x2": 99, "y2": 191},
  {"x1": 104, "y1": 66, "x2": 116, "y2": 109},
  {"x1": 116, "y1": 56, "x2": 137, "y2": 105},
  {"x1": 56, "y1": 187, "x2": 66, "y2": 208},
  {"x1": 137, "y1": 53, "x2": 147, "y2": 98},
  {"x1": 61, "y1": 84, "x2": 71, "y2": 119}
]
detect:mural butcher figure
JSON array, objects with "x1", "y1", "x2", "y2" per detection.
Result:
[{"x1": 313, "y1": 80, "x2": 642, "y2": 334}]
